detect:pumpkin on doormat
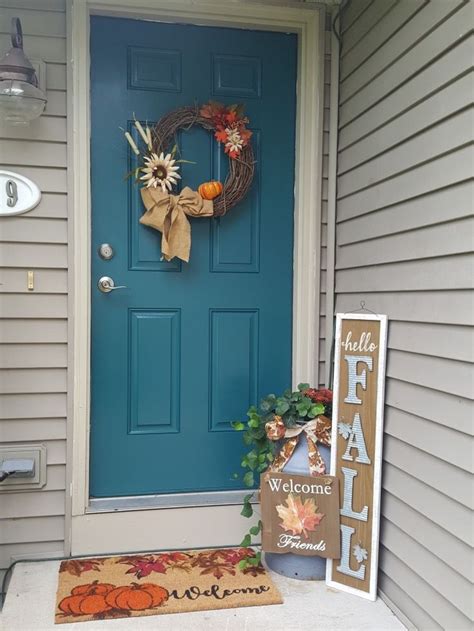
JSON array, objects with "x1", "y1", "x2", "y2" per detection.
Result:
[
  {"x1": 58, "y1": 581, "x2": 116, "y2": 616},
  {"x1": 58, "y1": 580, "x2": 169, "y2": 620},
  {"x1": 105, "y1": 583, "x2": 169, "y2": 611}
]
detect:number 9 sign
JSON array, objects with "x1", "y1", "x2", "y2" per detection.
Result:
[{"x1": 0, "y1": 170, "x2": 41, "y2": 216}]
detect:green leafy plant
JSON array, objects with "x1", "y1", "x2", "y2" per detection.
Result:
[{"x1": 231, "y1": 384, "x2": 333, "y2": 568}]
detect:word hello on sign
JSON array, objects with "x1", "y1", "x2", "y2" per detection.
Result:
[
  {"x1": 260, "y1": 471, "x2": 340, "y2": 559},
  {"x1": 326, "y1": 313, "x2": 388, "y2": 601}
]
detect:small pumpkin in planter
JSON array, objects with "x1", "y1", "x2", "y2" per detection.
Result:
[
  {"x1": 198, "y1": 180, "x2": 223, "y2": 200},
  {"x1": 59, "y1": 581, "x2": 115, "y2": 616},
  {"x1": 105, "y1": 582, "x2": 169, "y2": 611}
]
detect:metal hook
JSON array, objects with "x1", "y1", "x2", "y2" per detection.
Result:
[{"x1": 344, "y1": 300, "x2": 378, "y2": 315}]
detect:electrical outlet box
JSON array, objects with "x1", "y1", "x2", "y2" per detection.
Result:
[{"x1": 0, "y1": 444, "x2": 46, "y2": 491}]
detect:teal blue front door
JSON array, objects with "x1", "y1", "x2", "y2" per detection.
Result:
[{"x1": 90, "y1": 16, "x2": 297, "y2": 497}]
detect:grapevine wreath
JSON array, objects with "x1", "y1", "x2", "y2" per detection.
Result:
[{"x1": 124, "y1": 102, "x2": 255, "y2": 263}]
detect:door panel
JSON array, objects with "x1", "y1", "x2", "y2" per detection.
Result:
[{"x1": 90, "y1": 16, "x2": 297, "y2": 497}]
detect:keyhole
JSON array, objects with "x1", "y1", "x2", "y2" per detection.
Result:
[{"x1": 6, "y1": 180, "x2": 18, "y2": 208}]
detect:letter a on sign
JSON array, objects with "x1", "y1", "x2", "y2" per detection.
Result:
[{"x1": 326, "y1": 313, "x2": 388, "y2": 601}]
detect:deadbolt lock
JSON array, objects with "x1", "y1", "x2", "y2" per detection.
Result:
[{"x1": 98, "y1": 243, "x2": 114, "y2": 260}]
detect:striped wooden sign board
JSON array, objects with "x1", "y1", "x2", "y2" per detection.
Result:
[{"x1": 326, "y1": 313, "x2": 388, "y2": 600}]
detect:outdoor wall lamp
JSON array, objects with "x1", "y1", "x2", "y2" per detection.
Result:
[{"x1": 0, "y1": 18, "x2": 47, "y2": 125}]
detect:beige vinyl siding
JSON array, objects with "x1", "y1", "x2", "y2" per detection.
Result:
[
  {"x1": 0, "y1": 0, "x2": 67, "y2": 584},
  {"x1": 335, "y1": 1, "x2": 474, "y2": 629}
]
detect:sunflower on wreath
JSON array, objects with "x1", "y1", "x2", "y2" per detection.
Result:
[{"x1": 124, "y1": 103, "x2": 254, "y2": 263}]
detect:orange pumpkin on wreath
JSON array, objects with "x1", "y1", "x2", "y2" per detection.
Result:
[
  {"x1": 58, "y1": 581, "x2": 115, "y2": 616},
  {"x1": 198, "y1": 180, "x2": 223, "y2": 200},
  {"x1": 105, "y1": 582, "x2": 169, "y2": 611}
]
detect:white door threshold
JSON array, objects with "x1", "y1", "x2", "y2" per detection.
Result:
[{"x1": 1, "y1": 560, "x2": 406, "y2": 630}]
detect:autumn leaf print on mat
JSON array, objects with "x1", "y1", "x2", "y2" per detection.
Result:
[
  {"x1": 191, "y1": 548, "x2": 265, "y2": 579},
  {"x1": 59, "y1": 559, "x2": 106, "y2": 577},
  {"x1": 276, "y1": 493, "x2": 324, "y2": 539},
  {"x1": 118, "y1": 553, "x2": 193, "y2": 578},
  {"x1": 115, "y1": 548, "x2": 263, "y2": 580}
]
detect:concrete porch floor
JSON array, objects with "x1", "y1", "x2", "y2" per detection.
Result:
[{"x1": 1, "y1": 560, "x2": 405, "y2": 631}]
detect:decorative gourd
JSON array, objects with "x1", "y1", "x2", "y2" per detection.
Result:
[
  {"x1": 198, "y1": 180, "x2": 223, "y2": 200},
  {"x1": 105, "y1": 582, "x2": 169, "y2": 611},
  {"x1": 59, "y1": 581, "x2": 115, "y2": 616}
]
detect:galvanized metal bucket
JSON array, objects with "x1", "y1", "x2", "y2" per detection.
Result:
[{"x1": 264, "y1": 437, "x2": 331, "y2": 580}]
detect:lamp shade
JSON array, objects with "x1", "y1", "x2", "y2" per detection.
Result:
[{"x1": 0, "y1": 18, "x2": 47, "y2": 125}]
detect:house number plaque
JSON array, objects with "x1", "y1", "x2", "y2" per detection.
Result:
[{"x1": 0, "y1": 170, "x2": 41, "y2": 216}]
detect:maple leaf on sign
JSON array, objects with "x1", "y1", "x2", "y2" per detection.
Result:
[
  {"x1": 338, "y1": 422, "x2": 352, "y2": 440},
  {"x1": 276, "y1": 493, "x2": 324, "y2": 539},
  {"x1": 353, "y1": 544, "x2": 368, "y2": 563}
]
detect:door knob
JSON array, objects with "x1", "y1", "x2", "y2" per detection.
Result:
[{"x1": 97, "y1": 276, "x2": 127, "y2": 293}]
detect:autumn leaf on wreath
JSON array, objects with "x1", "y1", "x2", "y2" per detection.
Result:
[
  {"x1": 224, "y1": 110, "x2": 238, "y2": 125},
  {"x1": 59, "y1": 559, "x2": 105, "y2": 577},
  {"x1": 199, "y1": 101, "x2": 224, "y2": 119},
  {"x1": 240, "y1": 128, "x2": 253, "y2": 144},
  {"x1": 276, "y1": 493, "x2": 324, "y2": 539},
  {"x1": 214, "y1": 129, "x2": 228, "y2": 143},
  {"x1": 353, "y1": 544, "x2": 368, "y2": 564}
]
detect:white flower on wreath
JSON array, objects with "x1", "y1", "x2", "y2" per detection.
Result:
[
  {"x1": 140, "y1": 152, "x2": 181, "y2": 192},
  {"x1": 224, "y1": 126, "x2": 243, "y2": 154}
]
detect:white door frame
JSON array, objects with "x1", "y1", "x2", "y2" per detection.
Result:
[{"x1": 66, "y1": 0, "x2": 325, "y2": 555}]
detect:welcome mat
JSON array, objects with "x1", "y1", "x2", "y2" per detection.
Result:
[{"x1": 55, "y1": 548, "x2": 282, "y2": 624}]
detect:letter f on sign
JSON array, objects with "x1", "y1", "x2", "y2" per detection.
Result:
[{"x1": 344, "y1": 355, "x2": 373, "y2": 404}]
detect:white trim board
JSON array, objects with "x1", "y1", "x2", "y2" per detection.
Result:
[
  {"x1": 324, "y1": 24, "x2": 339, "y2": 387},
  {"x1": 66, "y1": 0, "x2": 325, "y2": 553},
  {"x1": 71, "y1": 505, "x2": 251, "y2": 556}
]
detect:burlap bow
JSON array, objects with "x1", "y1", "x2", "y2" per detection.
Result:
[
  {"x1": 140, "y1": 186, "x2": 214, "y2": 263},
  {"x1": 266, "y1": 415, "x2": 332, "y2": 476}
]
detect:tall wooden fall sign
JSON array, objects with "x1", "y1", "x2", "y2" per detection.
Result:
[{"x1": 326, "y1": 313, "x2": 388, "y2": 600}]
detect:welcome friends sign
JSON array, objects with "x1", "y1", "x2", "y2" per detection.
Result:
[
  {"x1": 261, "y1": 471, "x2": 340, "y2": 558},
  {"x1": 326, "y1": 313, "x2": 388, "y2": 600}
]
